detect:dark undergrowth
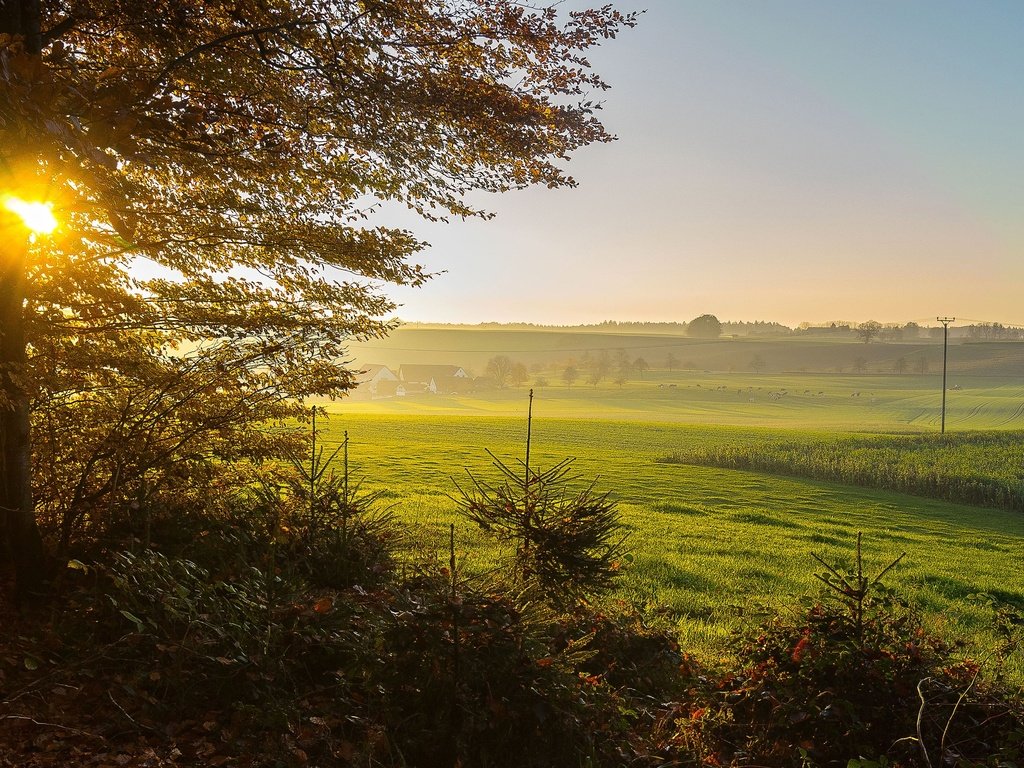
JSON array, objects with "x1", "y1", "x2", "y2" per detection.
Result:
[
  {"x1": 3, "y1": 528, "x2": 1024, "y2": 766},
  {"x1": 2, "y1": 442, "x2": 1024, "y2": 766}
]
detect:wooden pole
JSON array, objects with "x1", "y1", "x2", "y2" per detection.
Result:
[{"x1": 937, "y1": 317, "x2": 955, "y2": 434}]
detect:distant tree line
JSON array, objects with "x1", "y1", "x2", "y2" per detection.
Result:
[
  {"x1": 721, "y1": 320, "x2": 792, "y2": 336},
  {"x1": 546, "y1": 348, "x2": 657, "y2": 389},
  {"x1": 406, "y1": 319, "x2": 1024, "y2": 342},
  {"x1": 965, "y1": 323, "x2": 1024, "y2": 340}
]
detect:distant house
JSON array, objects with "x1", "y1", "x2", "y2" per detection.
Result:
[
  {"x1": 353, "y1": 364, "x2": 399, "y2": 399},
  {"x1": 398, "y1": 364, "x2": 469, "y2": 394},
  {"x1": 396, "y1": 381, "x2": 429, "y2": 397},
  {"x1": 433, "y1": 375, "x2": 473, "y2": 395}
]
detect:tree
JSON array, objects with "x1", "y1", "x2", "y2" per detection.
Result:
[
  {"x1": 688, "y1": 314, "x2": 722, "y2": 339},
  {"x1": 915, "y1": 357, "x2": 930, "y2": 375},
  {"x1": 665, "y1": 352, "x2": 679, "y2": 371},
  {"x1": 893, "y1": 356, "x2": 907, "y2": 375},
  {"x1": 562, "y1": 365, "x2": 579, "y2": 388},
  {"x1": 510, "y1": 362, "x2": 529, "y2": 388},
  {"x1": 584, "y1": 350, "x2": 611, "y2": 387},
  {"x1": 0, "y1": 0, "x2": 636, "y2": 593},
  {"x1": 614, "y1": 348, "x2": 631, "y2": 378},
  {"x1": 880, "y1": 324, "x2": 903, "y2": 342},
  {"x1": 748, "y1": 354, "x2": 767, "y2": 373},
  {"x1": 486, "y1": 355, "x2": 515, "y2": 388},
  {"x1": 454, "y1": 415, "x2": 626, "y2": 605},
  {"x1": 852, "y1": 356, "x2": 868, "y2": 374},
  {"x1": 855, "y1": 321, "x2": 883, "y2": 343},
  {"x1": 633, "y1": 357, "x2": 650, "y2": 379}
]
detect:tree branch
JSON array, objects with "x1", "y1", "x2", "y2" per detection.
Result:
[
  {"x1": 150, "y1": 19, "x2": 322, "y2": 90},
  {"x1": 42, "y1": 14, "x2": 75, "y2": 44}
]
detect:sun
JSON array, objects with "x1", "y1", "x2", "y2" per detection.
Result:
[{"x1": 2, "y1": 195, "x2": 58, "y2": 235}]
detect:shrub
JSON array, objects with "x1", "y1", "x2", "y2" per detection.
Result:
[
  {"x1": 455, "y1": 454, "x2": 627, "y2": 605},
  {"x1": 275, "y1": 424, "x2": 398, "y2": 589},
  {"x1": 104, "y1": 550, "x2": 346, "y2": 705},
  {"x1": 687, "y1": 536, "x2": 1024, "y2": 766},
  {"x1": 454, "y1": 390, "x2": 628, "y2": 607}
]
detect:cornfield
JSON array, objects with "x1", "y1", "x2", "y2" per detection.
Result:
[{"x1": 660, "y1": 430, "x2": 1024, "y2": 512}]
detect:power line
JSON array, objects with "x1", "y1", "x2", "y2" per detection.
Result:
[
  {"x1": 951, "y1": 317, "x2": 1024, "y2": 327},
  {"x1": 909, "y1": 316, "x2": 1024, "y2": 327}
]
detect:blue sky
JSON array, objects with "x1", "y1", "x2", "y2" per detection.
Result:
[{"x1": 382, "y1": 1, "x2": 1024, "y2": 327}]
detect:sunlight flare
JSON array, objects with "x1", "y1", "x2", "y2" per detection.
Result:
[{"x1": 2, "y1": 195, "x2": 58, "y2": 235}]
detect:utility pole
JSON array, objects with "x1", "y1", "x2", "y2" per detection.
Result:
[{"x1": 937, "y1": 317, "x2": 955, "y2": 434}]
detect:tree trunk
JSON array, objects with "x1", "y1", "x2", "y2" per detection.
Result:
[
  {"x1": 1, "y1": 0, "x2": 47, "y2": 598},
  {"x1": 0, "y1": 235, "x2": 46, "y2": 598},
  {"x1": 0, "y1": 0, "x2": 42, "y2": 54}
]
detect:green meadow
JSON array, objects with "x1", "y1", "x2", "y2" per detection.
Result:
[
  {"x1": 340, "y1": 370, "x2": 1024, "y2": 430},
  {"x1": 315, "y1": 355, "x2": 1024, "y2": 670},
  {"x1": 311, "y1": 328, "x2": 1024, "y2": 668}
]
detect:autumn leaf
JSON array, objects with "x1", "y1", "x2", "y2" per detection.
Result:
[{"x1": 312, "y1": 597, "x2": 334, "y2": 614}]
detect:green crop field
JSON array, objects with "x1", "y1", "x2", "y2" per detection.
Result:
[
  {"x1": 313, "y1": 405, "x2": 1024, "y2": 671},
  {"x1": 312, "y1": 329, "x2": 1024, "y2": 670},
  {"x1": 336, "y1": 371, "x2": 1024, "y2": 430},
  {"x1": 663, "y1": 430, "x2": 1024, "y2": 512}
]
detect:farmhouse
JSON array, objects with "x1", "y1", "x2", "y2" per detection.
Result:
[
  {"x1": 351, "y1": 364, "x2": 399, "y2": 399},
  {"x1": 398, "y1": 364, "x2": 470, "y2": 395}
]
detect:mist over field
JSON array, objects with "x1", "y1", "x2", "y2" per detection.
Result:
[
  {"x1": 339, "y1": 320, "x2": 1024, "y2": 427},
  {"x1": 348, "y1": 320, "x2": 1024, "y2": 377}
]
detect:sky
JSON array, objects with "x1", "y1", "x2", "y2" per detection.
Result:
[{"x1": 379, "y1": 0, "x2": 1024, "y2": 328}]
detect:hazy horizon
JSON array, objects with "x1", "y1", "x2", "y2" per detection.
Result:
[{"x1": 390, "y1": 316, "x2": 1016, "y2": 330}]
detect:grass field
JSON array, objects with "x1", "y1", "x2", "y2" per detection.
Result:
[
  {"x1": 313, "y1": 330, "x2": 1024, "y2": 670},
  {"x1": 314, "y1": 404, "x2": 1024, "y2": 670},
  {"x1": 336, "y1": 370, "x2": 1024, "y2": 430}
]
